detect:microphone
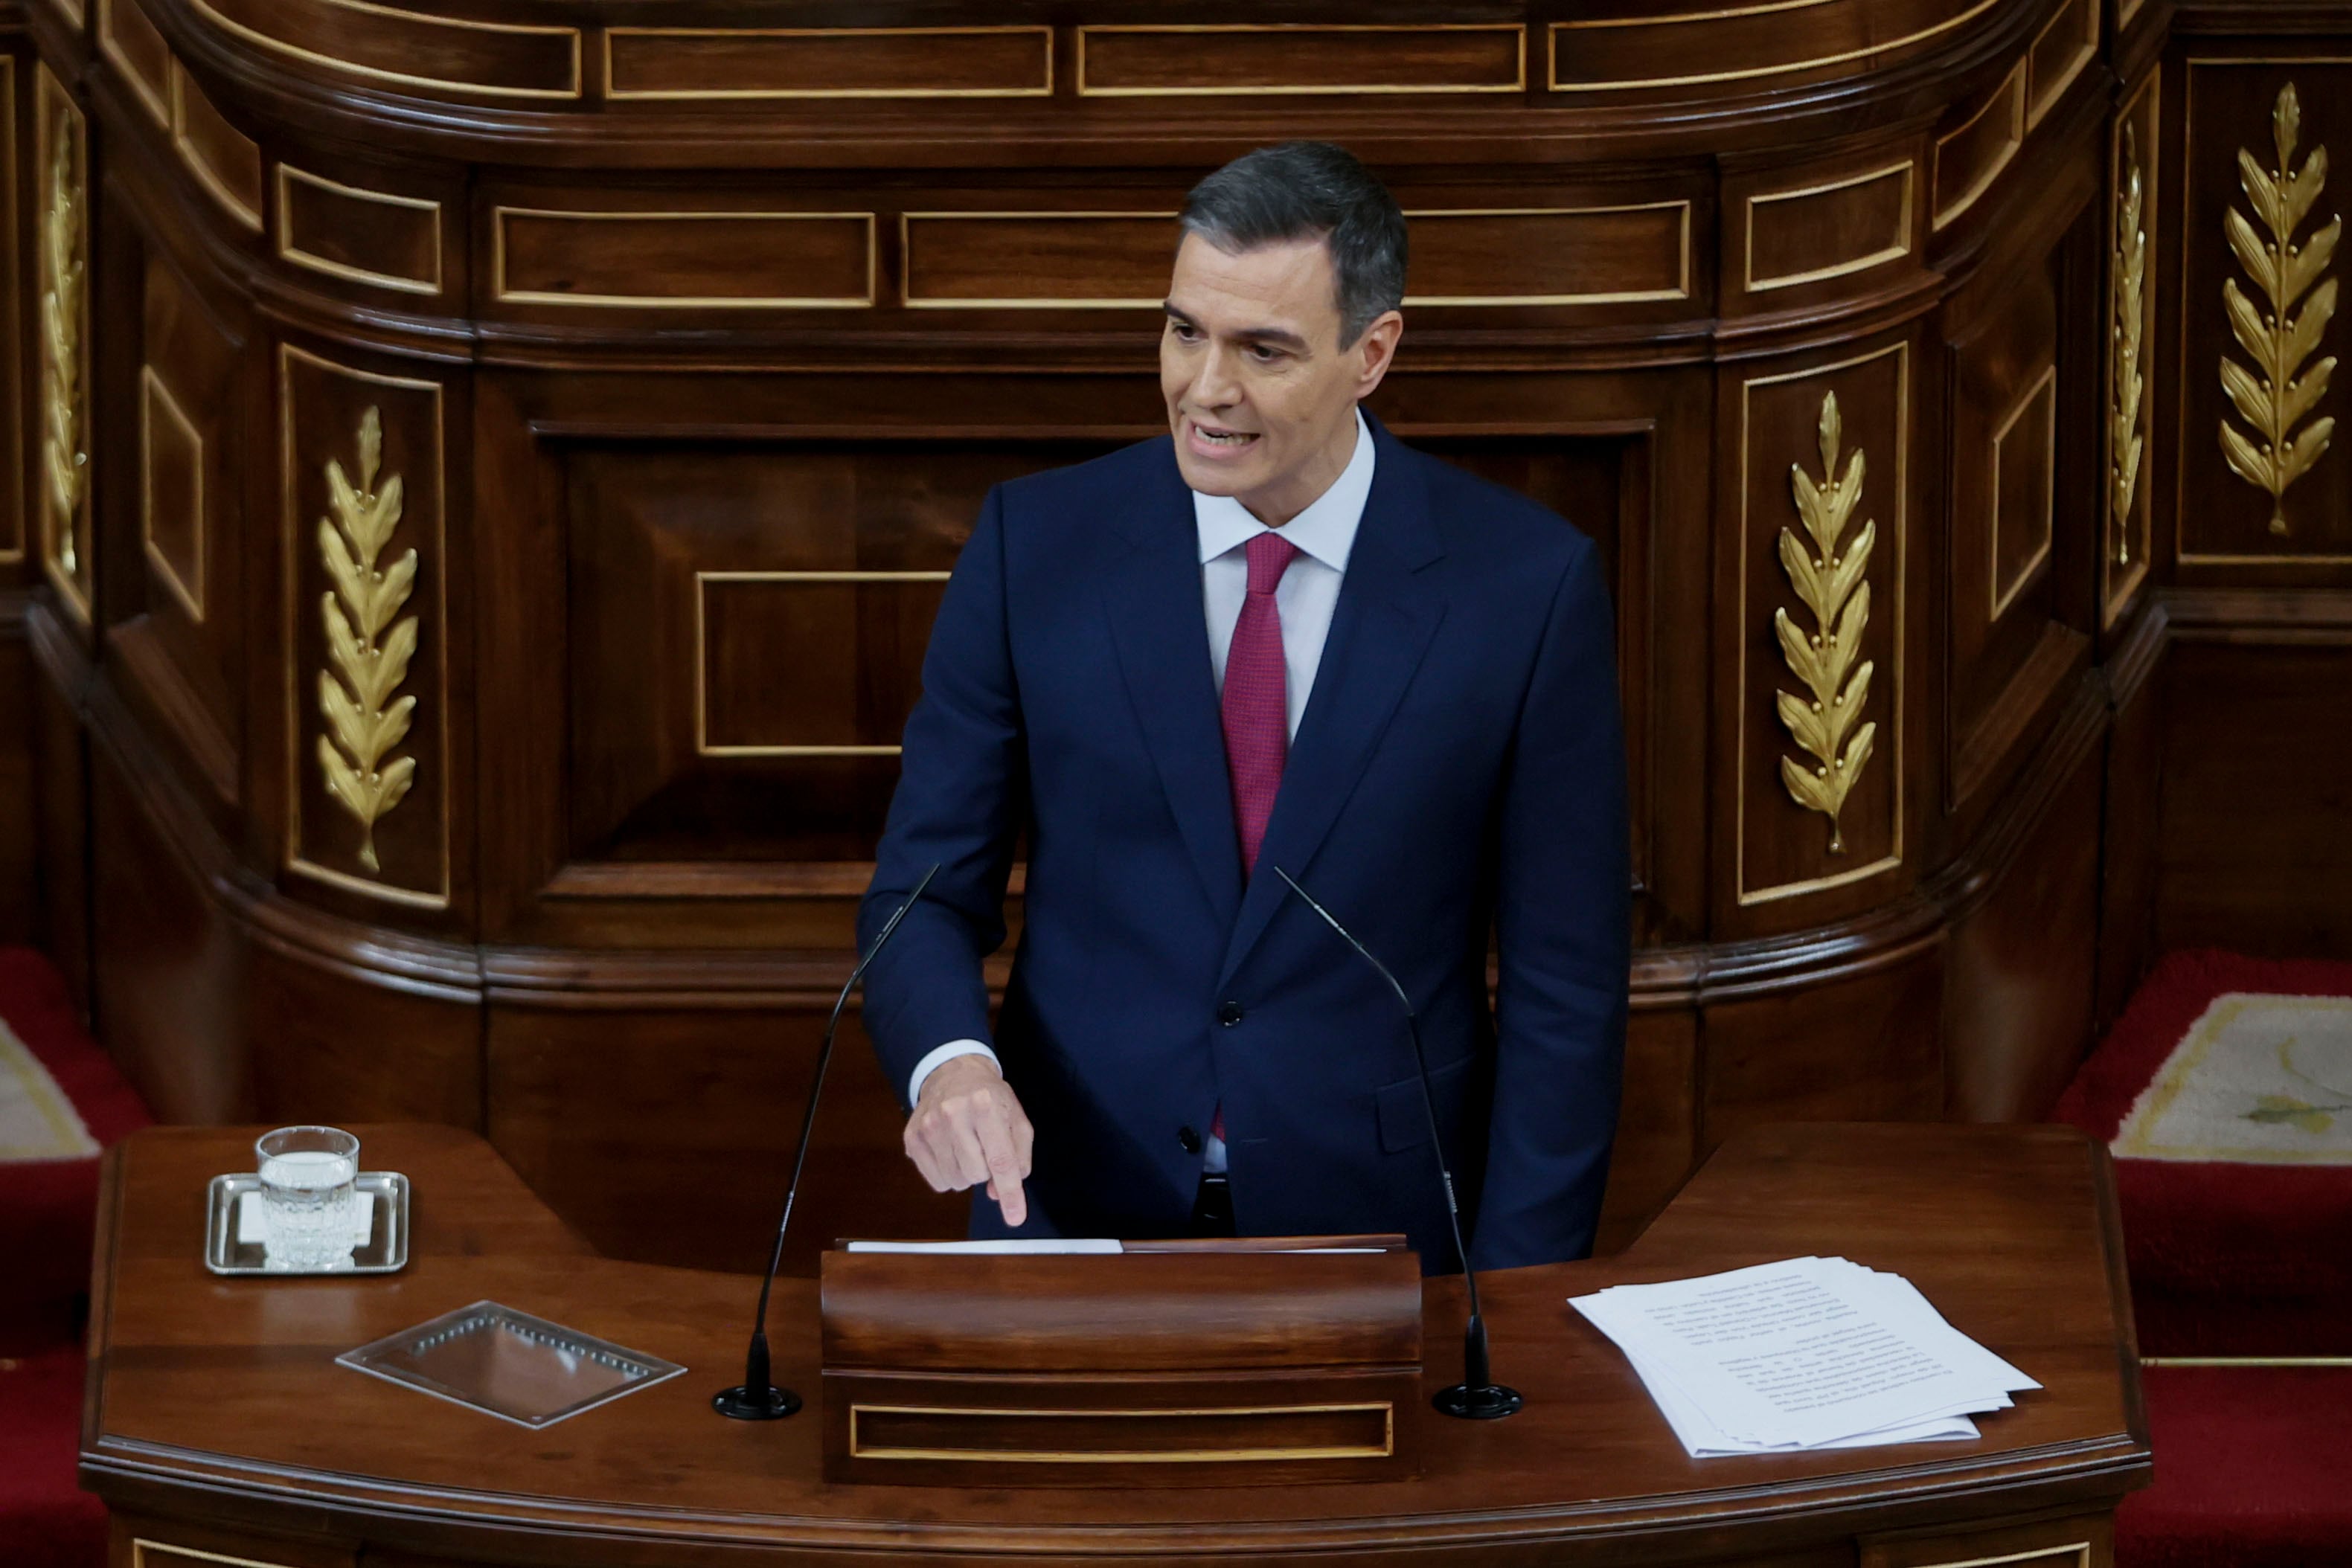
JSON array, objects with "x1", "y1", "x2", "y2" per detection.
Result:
[
  {"x1": 1272, "y1": 866, "x2": 1523, "y2": 1421},
  {"x1": 714, "y1": 861, "x2": 943, "y2": 1421}
]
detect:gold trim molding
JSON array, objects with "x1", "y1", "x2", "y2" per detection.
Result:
[
  {"x1": 2110, "y1": 123, "x2": 2150, "y2": 576},
  {"x1": 694, "y1": 570, "x2": 948, "y2": 757},
  {"x1": 1738, "y1": 342, "x2": 1908, "y2": 906},
  {"x1": 275, "y1": 164, "x2": 443, "y2": 295},
  {"x1": 139, "y1": 365, "x2": 206, "y2": 621},
  {"x1": 847, "y1": 1401, "x2": 1395, "y2": 1463},
  {"x1": 1989, "y1": 363, "x2": 2059, "y2": 620},
  {"x1": 313, "y1": 407, "x2": 417, "y2": 875},
  {"x1": 2218, "y1": 81, "x2": 2338, "y2": 537},
  {"x1": 36, "y1": 68, "x2": 89, "y2": 622},
  {"x1": 1744, "y1": 161, "x2": 1916, "y2": 292},
  {"x1": 135, "y1": 1540, "x2": 300, "y2": 1568},
  {"x1": 1773, "y1": 391, "x2": 1880, "y2": 855}
]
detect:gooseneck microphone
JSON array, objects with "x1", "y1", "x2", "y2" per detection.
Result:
[
  {"x1": 1272, "y1": 866, "x2": 1523, "y2": 1421},
  {"x1": 714, "y1": 861, "x2": 943, "y2": 1421}
]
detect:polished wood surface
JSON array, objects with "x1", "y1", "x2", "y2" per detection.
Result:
[
  {"x1": 83, "y1": 1121, "x2": 2147, "y2": 1565},
  {"x1": 0, "y1": 0, "x2": 2345, "y2": 1280}
]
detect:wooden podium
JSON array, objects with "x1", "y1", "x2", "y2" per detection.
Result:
[
  {"x1": 79, "y1": 1123, "x2": 2150, "y2": 1568},
  {"x1": 820, "y1": 1239, "x2": 1423, "y2": 1486}
]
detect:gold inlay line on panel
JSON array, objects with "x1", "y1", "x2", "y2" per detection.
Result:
[
  {"x1": 275, "y1": 164, "x2": 443, "y2": 295},
  {"x1": 1736, "y1": 341, "x2": 1909, "y2": 906},
  {"x1": 279, "y1": 342, "x2": 451, "y2": 910},
  {"x1": 847, "y1": 1402, "x2": 1394, "y2": 1462},
  {"x1": 0, "y1": 58, "x2": 17, "y2": 565},
  {"x1": 136, "y1": 1540, "x2": 301, "y2": 1568},
  {"x1": 1403, "y1": 202, "x2": 1693, "y2": 306},
  {"x1": 2025, "y1": 0, "x2": 2097, "y2": 129},
  {"x1": 1555, "y1": 0, "x2": 1833, "y2": 28},
  {"x1": 492, "y1": 208, "x2": 877, "y2": 309},
  {"x1": 2176, "y1": 57, "x2": 2352, "y2": 565},
  {"x1": 603, "y1": 26, "x2": 1054, "y2": 100},
  {"x1": 168, "y1": 62, "x2": 263, "y2": 233},
  {"x1": 1077, "y1": 23, "x2": 1525, "y2": 98},
  {"x1": 1933, "y1": 61, "x2": 2026, "y2": 230},
  {"x1": 1744, "y1": 161, "x2": 1916, "y2": 292},
  {"x1": 1909, "y1": 1544, "x2": 2092, "y2": 1568},
  {"x1": 183, "y1": 0, "x2": 583, "y2": 100},
  {"x1": 694, "y1": 570, "x2": 950, "y2": 759},
  {"x1": 901, "y1": 210, "x2": 1175, "y2": 310},
  {"x1": 1548, "y1": 0, "x2": 2001, "y2": 92},
  {"x1": 139, "y1": 364, "x2": 205, "y2": 621},
  {"x1": 1989, "y1": 362, "x2": 2059, "y2": 620}
]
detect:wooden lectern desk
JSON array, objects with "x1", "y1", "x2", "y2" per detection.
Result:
[{"x1": 80, "y1": 1123, "x2": 2150, "y2": 1568}]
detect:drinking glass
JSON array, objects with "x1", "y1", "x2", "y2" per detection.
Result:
[{"x1": 254, "y1": 1125, "x2": 360, "y2": 1271}]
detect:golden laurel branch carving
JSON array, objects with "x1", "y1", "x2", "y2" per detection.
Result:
[
  {"x1": 39, "y1": 109, "x2": 86, "y2": 585},
  {"x1": 2219, "y1": 81, "x2": 2339, "y2": 537},
  {"x1": 2112, "y1": 126, "x2": 2148, "y2": 567},
  {"x1": 314, "y1": 408, "x2": 418, "y2": 875},
  {"x1": 1774, "y1": 391, "x2": 1878, "y2": 856}
]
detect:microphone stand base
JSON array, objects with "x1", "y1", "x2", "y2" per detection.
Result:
[
  {"x1": 1433, "y1": 1382, "x2": 1524, "y2": 1420},
  {"x1": 713, "y1": 1384, "x2": 803, "y2": 1421}
]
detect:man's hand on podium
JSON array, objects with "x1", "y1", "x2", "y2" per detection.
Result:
[{"x1": 905, "y1": 1055, "x2": 1035, "y2": 1225}]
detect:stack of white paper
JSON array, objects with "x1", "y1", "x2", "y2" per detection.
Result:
[{"x1": 1569, "y1": 1256, "x2": 2039, "y2": 1458}]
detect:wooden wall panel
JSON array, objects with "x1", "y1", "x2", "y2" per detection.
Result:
[
  {"x1": 1731, "y1": 341, "x2": 1910, "y2": 916},
  {"x1": 279, "y1": 345, "x2": 455, "y2": 912},
  {"x1": 34, "y1": 62, "x2": 92, "y2": 628},
  {"x1": 2175, "y1": 62, "x2": 2352, "y2": 568},
  {"x1": 0, "y1": 614, "x2": 33, "y2": 944},
  {"x1": 276, "y1": 165, "x2": 445, "y2": 297},
  {"x1": 2095, "y1": 621, "x2": 2164, "y2": 1033},
  {"x1": 1744, "y1": 159, "x2": 1916, "y2": 296},
  {"x1": 1078, "y1": 25, "x2": 1523, "y2": 97},
  {"x1": 493, "y1": 205, "x2": 875, "y2": 309},
  {"x1": 1935, "y1": 63, "x2": 2027, "y2": 230},
  {"x1": 1592, "y1": 1007, "x2": 1697, "y2": 1256},
  {"x1": 1700, "y1": 948, "x2": 1946, "y2": 1154},
  {"x1": 244, "y1": 940, "x2": 481, "y2": 1128},
  {"x1": 28, "y1": 632, "x2": 89, "y2": 1011},
  {"x1": 1945, "y1": 747, "x2": 2101, "y2": 1121},
  {"x1": 605, "y1": 27, "x2": 1053, "y2": 102},
  {"x1": 486, "y1": 1004, "x2": 964, "y2": 1276},
  {"x1": 2158, "y1": 633, "x2": 2352, "y2": 955}
]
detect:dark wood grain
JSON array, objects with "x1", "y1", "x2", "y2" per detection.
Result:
[{"x1": 80, "y1": 1121, "x2": 2147, "y2": 1563}]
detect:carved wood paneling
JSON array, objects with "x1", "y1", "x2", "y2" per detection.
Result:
[
  {"x1": 280, "y1": 345, "x2": 449, "y2": 907},
  {"x1": 2025, "y1": 0, "x2": 2098, "y2": 129},
  {"x1": 36, "y1": 63, "x2": 92, "y2": 623},
  {"x1": 0, "y1": 58, "x2": 19, "y2": 568},
  {"x1": 275, "y1": 165, "x2": 443, "y2": 296},
  {"x1": 183, "y1": 0, "x2": 583, "y2": 100},
  {"x1": 1549, "y1": 0, "x2": 2002, "y2": 95},
  {"x1": 170, "y1": 60, "x2": 263, "y2": 232},
  {"x1": 1935, "y1": 61, "x2": 2028, "y2": 230},
  {"x1": 99, "y1": 0, "x2": 174, "y2": 132},
  {"x1": 493, "y1": 206, "x2": 875, "y2": 309},
  {"x1": 1735, "y1": 344, "x2": 1909, "y2": 907},
  {"x1": 605, "y1": 27, "x2": 1053, "y2": 100},
  {"x1": 1077, "y1": 25, "x2": 1523, "y2": 97},
  {"x1": 2105, "y1": 70, "x2": 2161, "y2": 626},
  {"x1": 140, "y1": 365, "x2": 204, "y2": 620},
  {"x1": 1744, "y1": 160, "x2": 1917, "y2": 295},
  {"x1": 2179, "y1": 61, "x2": 2352, "y2": 565}
]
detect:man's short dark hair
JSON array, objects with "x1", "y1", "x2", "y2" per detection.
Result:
[{"x1": 1178, "y1": 141, "x2": 1408, "y2": 348}]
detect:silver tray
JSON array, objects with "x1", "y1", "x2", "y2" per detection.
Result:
[
  {"x1": 336, "y1": 1300, "x2": 686, "y2": 1427},
  {"x1": 204, "y1": 1170, "x2": 410, "y2": 1276}
]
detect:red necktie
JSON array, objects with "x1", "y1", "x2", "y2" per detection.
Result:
[{"x1": 1222, "y1": 532, "x2": 1299, "y2": 875}]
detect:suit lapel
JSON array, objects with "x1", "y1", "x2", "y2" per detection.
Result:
[
  {"x1": 1218, "y1": 430, "x2": 1446, "y2": 989},
  {"x1": 1102, "y1": 446, "x2": 1245, "y2": 928}
]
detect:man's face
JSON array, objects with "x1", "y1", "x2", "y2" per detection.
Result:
[{"x1": 1160, "y1": 231, "x2": 1401, "y2": 525}]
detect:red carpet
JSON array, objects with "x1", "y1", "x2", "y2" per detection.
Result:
[
  {"x1": 2120, "y1": 1367, "x2": 2352, "y2": 1568},
  {"x1": 0, "y1": 948, "x2": 151, "y2": 1568}
]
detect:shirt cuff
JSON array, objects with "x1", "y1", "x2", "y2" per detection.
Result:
[{"x1": 909, "y1": 1039, "x2": 1000, "y2": 1106}]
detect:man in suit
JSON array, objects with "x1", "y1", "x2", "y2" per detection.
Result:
[{"x1": 858, "y1": 141, "x2": 1629, "y2": 1271}]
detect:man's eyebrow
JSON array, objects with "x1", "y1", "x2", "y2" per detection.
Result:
[{"x1": 1161, "y1": 304, "x2": 1310, "y2": 352}]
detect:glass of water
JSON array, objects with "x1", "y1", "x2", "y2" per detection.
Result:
[{"x1": 254, "y1": 1125, "x2": 361, "y2": 1271}]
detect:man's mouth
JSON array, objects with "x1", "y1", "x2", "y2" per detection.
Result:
[{"x1": 1189, "y1": 420, "x2": 1260, "y2": 449}]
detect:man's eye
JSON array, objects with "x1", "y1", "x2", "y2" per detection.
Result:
[
  {"x1": 1170, "y1": 323, "x2": 1200, "y2": 341},
  {"x1": 1249, "y1": 344, "x2": 1284, "y2": 362}
]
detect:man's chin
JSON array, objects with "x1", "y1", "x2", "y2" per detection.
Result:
[{"x1": 1170, "y1": 449, "x2": 1259, "y2": 498}]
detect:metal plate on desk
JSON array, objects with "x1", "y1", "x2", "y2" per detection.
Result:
[
  {"x1": 203, "y1": 1171, "x2": 410, "y2": 1276},
  {"x1": 336, "y1": 1301, "x2": 687, "y2": 1427}
]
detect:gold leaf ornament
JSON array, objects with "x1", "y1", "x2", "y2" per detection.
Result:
[
  {"x1": 2219, "y1": 82, "x2": 2339, "y2": 536},
  {"x1": 39, "y1": 110, "x2": 86, "y2": 585},
  {"x1": 2111, "y1": 126, "x2": 2148, "y2": 565},
  {"x1": 1773, "y1": 392, "x2": 1879, "y2": 855},
  {"x1": 314, "y1": 408, "x2": 419, "y2": 874}
]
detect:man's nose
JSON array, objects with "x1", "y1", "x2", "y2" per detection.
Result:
[{"x1": 1190, "y1": 343, "x2": 1243, "y2": 411}]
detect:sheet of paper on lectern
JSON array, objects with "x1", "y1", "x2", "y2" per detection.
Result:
[{"x1": 1569, "y1": 1256, "x2": 2039, "y2": 1457}]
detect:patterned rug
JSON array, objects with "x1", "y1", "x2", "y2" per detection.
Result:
[
  {"x1": 2057, "y1": 949, "x2": 2352, "y2": 1357},
  {"x1": 0, "y1": 1021, "x2": 100, "y2": 1162}
]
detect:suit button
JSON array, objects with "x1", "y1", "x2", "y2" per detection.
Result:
[
  {"x1": 1178, "y1": 1125, "x2": 1203, "y2": 1154},
  {"x1": 1217, "y1": 1001, "x2": 1245, "y2": 1026}
]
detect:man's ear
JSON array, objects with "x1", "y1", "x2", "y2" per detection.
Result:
[{"x1": 1353, "y1": 310, "x2": 1405, "y2": 399}]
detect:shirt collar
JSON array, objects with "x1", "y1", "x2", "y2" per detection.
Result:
[{"x1": 1192, "y1": 408, "x2": 1375, "y2": 572}]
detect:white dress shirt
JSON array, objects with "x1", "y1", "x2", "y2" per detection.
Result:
[{"x1": 906, "y1": 411, "x2": 1379, "y2": 1148}]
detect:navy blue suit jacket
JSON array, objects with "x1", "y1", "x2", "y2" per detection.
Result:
[{"x1": 857, "y1": 414, "x2": 1630, "y2": 1270}]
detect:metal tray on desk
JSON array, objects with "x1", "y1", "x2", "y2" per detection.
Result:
[{"x1": 203, "y1": 1171, "x2": 410, "y2": 1276}]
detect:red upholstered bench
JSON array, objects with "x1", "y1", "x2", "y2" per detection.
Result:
[
  {"x1": 0, "y1": 948, "x2": 153, "y2": 1568},
  {"x1": 2054, "y1": 949, "x2": 2352, "y2": 1357}
]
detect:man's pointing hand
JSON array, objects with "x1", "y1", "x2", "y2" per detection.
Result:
[{"x1": 903, "y1": 1054, "x2": 1035, "y2": 1227}]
